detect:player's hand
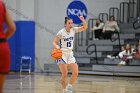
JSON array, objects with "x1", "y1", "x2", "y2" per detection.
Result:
[
  {"x1": 55, "y1": 45, "x2": 60, "y2": 49},
  {"x1": 79, "y1": 16, "x2": 85, "y2": 21}
]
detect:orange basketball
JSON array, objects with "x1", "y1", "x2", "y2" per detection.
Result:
[{"x1": 51, "y1": 49, "x2": 62, "y2": 60}]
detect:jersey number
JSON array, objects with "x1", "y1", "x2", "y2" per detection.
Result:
[{"x1": 67, "y1": 41, "x2": 72, "y2": 47}]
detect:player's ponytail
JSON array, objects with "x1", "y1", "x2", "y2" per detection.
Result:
[{"x1": 64, "y1": 17, "x2": 71, "y2": 24}]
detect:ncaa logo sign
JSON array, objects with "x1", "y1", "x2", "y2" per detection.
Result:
[{"x1": 67, "y1": 1, "x2": 87, "y2": 24}]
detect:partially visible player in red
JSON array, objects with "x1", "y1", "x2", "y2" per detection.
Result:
[{"x1": 0, "y1": 1, "x2": 16, "y2": 93}]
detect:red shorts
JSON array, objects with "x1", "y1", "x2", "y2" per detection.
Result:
[{"x1": 0, "y1": 42, "x2": 10, "y2": 74}]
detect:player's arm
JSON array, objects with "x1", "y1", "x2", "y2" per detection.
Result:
[
  {"x1": 76, "y1": 16, "x2": 88, "y2": 33},
  {"x1": 5, "y1": 7, "x2": 16, "y2": 39},
  {"x1": 52, "y1": 36, "x2": 61, "y2": 49},
  {"x1": 119, "y1": 51, "x2": 125, "y2": 58}
]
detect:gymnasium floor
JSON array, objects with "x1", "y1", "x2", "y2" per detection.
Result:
[{"x1": 4, "y1": 73, "x2": 140, "y2": 93}]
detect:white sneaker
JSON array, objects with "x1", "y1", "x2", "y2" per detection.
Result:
[
  {"x1": 107, "y1": 55, "x2": 111, "y2": 58},
  {"x1": 66, "y1": 84, "x2": 72, "y2": 93},
  {"x1": 115, "y1": 56, "x2": 119, "y2": 59},
  {"x1": 119, "y1": 61, "x2": 126, "y2": 65},
  {"x1": 107, "y1": 55, "x2": 115, "y2": 59},
  {"x1": 94, "y1": 38, "x2": 99, "y2": 40}
]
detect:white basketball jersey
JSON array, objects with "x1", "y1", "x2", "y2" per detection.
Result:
[{"x1": 57, "y1": 27, "x2": 78, "y2": 51}]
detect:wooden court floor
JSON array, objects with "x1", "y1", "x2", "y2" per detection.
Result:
[{"x1": 4, "y1": 73, "x2": 140, "y2": 93}]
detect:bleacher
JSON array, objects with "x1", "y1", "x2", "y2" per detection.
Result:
[
  {"x1": 43, "y1": 0, "x2": 140, "y2": 76},
  {"x1": 74, "y1": 0, "x2": 140, "y2": 76}
]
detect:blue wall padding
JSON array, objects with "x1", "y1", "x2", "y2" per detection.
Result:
[{"x1": 8, "y1": 21, "x2": 35, "y2": 72}]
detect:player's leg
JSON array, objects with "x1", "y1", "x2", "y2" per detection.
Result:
[
  {"x1": 68, "y1": 63, "x2": 78, "y2": 86},
  {"x1": 0, "y1": 75, "x2": 6, "y2": 93},
  {"x1": 67, "y1": 51, "x2": 79, "y2": 86},
  {"x1": 66, "y1": 63, "x2": 78, "y2": 93},
  {"x1": 0, "y1": 43, "x2": 10, "y2": 93},
  {"x1": 58, "y1": 63, "x2": 68, "y2": 93}
]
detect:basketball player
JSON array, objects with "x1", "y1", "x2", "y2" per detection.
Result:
[
  {"x1": 52, "y1": 16, "x2": 87, "y2": 93},
  {"x1": 0, "y1": 1, "x2": 16, "y2": 93}
]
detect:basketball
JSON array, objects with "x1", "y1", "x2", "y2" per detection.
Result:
[{"x1": 51, "y1": 49, "x2": 62, "y2": 60}]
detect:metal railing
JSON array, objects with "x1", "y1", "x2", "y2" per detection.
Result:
[
  {"x1": 133, "y1": 17, "x2": 140, "y2": 30},
  {"x1": 98, "y1": 13, "x2": 108, "y2": 22},
  {"x1": 137, "y1": 0, "x2": 140, "y2": 17},
  {"x1": 128, "y1": 1, "x2": 137, "y2": 22},
  {"x1": 110, "y1": 31, "x2": 121, "y2": 51},
  {"x1": 109, "y1": 7, "x2": 120, "y2": 23},
  {"x1": 87, "y1": 18, "x2": 97, "y2": 43},
  {"x1": 120, "y1": 2, "x2": 129, "y2": 23},
  {"x1": 119, "y1": 0, "x2": 137, "y2": 23},
  {"x1": 77, "y1": 31, "x2": 84, "y2": 46},
  {"x1": 86, "y1": 43, "x2": 98, "y2": 64},
  {"x1": 75, "y1": 30, "x2": 84, "y2": 52}
]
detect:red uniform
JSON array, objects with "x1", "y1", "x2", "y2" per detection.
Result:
[{"x1": 0, "y1": 1, "x2": 10, "y2": 74}]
